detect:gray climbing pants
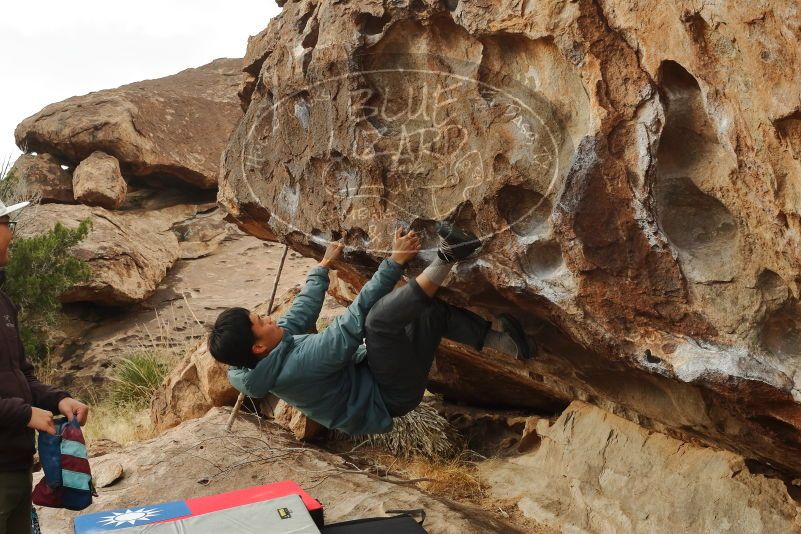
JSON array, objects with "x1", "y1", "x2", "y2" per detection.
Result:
[{"x1": 365, "y1": 278, "x2": 490, "y2": 417}]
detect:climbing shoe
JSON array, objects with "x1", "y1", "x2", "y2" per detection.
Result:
[
  {"x1": 498, "y1": 313, "x2": 534, "y2": 360},
  {"x1": 436, "y1": 221, "x2": 482, "y2": 262}
]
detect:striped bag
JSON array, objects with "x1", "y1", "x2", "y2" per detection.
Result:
[{"x1": 32, "y1": 418, "x2": 95, "y2": 511}]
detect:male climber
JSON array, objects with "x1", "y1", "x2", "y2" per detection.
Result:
[{"x1": 208, "y1": 223, "x2": 532, "y2": 435}]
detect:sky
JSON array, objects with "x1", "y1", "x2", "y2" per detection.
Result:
[{"x1": 0, "y1": 0, "x2": 281, "y2": 163}]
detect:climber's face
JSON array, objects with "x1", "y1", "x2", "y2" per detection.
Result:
[
  {"x1": 0, "y1": 216, "x2": 14, "y2": 267},
  {"x1": 249, "y1": 311, "x2": 284, "y2": 358}
]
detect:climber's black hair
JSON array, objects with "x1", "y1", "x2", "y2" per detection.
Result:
[{"x1": 208, "y1": 307, "x2": 258, "y2": 369}]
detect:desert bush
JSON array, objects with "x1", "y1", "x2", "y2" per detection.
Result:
[
  {"x1": 108, "y1": 350, "x2": 172, "y2": 408},
  {"x1": 0, "y1": 166, "x2": 21, "y2": 203},
  {"x1": 83, "y1": 337, "x2": 193, "y2": 445},
  {"x1": 2, "y1": 220, "x2": 92, "y2": 361},
  {"x1": 348, "y1": 401, "x2": 463, "y2": 460}
]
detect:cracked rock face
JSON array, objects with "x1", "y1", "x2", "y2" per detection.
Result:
[
  {"x1": 219, "y1": 0, "x2": 801, "y2": 475},
  {"x1": 15, "y1": 58, "x2": 243, "y2": 189}
]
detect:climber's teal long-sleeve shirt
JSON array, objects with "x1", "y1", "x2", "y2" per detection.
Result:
[{"x1": 228, "y1": 258, "x2": 404, "y2": 436}]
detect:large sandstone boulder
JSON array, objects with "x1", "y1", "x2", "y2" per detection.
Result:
[
  {"x1": 17, "y1": 204, "x2": 180, "y2": 305},
  {"x1": 72, "y1": 151, "x2": 127, "y2": 209},
  {"x1": 481, "y1": 401, "x2": 801, "y2": 533},
  {"x1": 218, "y1": 0, "x2": 801, "y2": 477},
  {"x1": 10, "y1": 152, "x2": 74, "y2": 203},
  {"x1": 15, "y1": 58, "x2": 243, "y2": 189}
]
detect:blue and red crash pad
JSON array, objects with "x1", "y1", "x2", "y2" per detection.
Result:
[{"x1": 73, "y1": 480, "x2": 324, "y2": 533}]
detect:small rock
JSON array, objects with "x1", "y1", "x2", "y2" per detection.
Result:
[
  {"x1": 92, "y1": 461, "x2": 124, "y2": 488},
  {"x1": 272, "y1": 399, "x2": 325, "y2": 441},
  {"x1": 73, "y1": 151, "x2": 127, "y2": 209}
]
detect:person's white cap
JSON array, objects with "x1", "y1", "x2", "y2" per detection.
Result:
[{"x1": 0, "y1": 200, "x2": 30, "y2": 218}]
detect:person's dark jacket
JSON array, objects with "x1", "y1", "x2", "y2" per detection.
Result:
[{"x1": 0, "y1": 278, "x2": 69, "y2": 472}]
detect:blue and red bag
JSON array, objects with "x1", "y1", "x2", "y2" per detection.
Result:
[{"x1": 32, "y1": 417, "x2": 95, "y2": 511}]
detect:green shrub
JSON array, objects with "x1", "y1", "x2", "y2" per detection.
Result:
[
  {"x1": 108, "y1": 351, "x2": 171, "y2": 408},
  {"x1": 2, "y1": 220, "x2": 93, "y2": 361}
]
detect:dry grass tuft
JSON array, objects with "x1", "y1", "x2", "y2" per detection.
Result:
[
  {"x1": 82, "y1": 402, "x2": 155, "y2": 445},
  {"x1": 336, "y1": 399, "x2": 486, "y2": 502},
  {"x1": 357, "y1": 449, "x2": 487, "y2": 502}
]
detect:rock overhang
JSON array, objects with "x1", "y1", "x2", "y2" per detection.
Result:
[{"x1": 218, "y1": 0, "x2": 801, "y2": 476}]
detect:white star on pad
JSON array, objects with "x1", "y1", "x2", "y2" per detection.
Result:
[{"x1": 99, "y1": 508, "x2": 161, "y2": 526}]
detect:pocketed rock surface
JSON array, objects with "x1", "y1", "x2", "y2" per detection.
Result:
[{"x1": 217, "y1": 0, "x2": 801, "y2": 477}]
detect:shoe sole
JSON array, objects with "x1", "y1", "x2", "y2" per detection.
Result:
[{"x1": 436, "y1": 221, "x2": 482, "y2": 261}]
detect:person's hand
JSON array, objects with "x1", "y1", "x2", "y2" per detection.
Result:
[
  {"x1": 27, "y1": 407, "x2": 56, "y2": 435},
  {"x1": 58, "y1": 397, "x2": 89, "y2": 426},
  {"x1": 390, "y1": 227, "x2": 421, "y2": 266},
  {"x1": 319, "y1": 240, "x2": 344, "y2": 268}
]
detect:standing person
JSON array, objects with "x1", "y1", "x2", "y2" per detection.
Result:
[
  {"x1": 0, "y1": 200, "x2": 89, "y2": 534},
  {"x1": 209, "y1": 221, "x2": 531, "y2": 436}
]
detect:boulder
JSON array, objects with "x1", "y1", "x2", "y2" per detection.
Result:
[
  {"x1": 172, "y1": 207, "x2": 231, "y2": 260},
  {"x1": 481, "y1": 401, "x2": 801, "y2": 533},
  {"x1": 92, "y1": 460, "x2": 124, "y2": 489},
  {"x1": 72, "y1": 151, "x2": 127, "y2": 209},
  {"x1": 16, "y1": 204, "x2": 180, "y2": 306},
  {"x1": 150, "y1": 339, "x2": 239, "y2": 432},
  {"x1": 274, "y1": 401, "x2": 322, "y2": 439},
  {"x1": 15, "y1": 58, "x2": 243, "y2": 189},
  {"x1": 260, "y1": 396, "x2": 326, "y2": 441},
  {"x1": 218, "y1": 0, "x2": 801, "y2": 477},
  {"x1": 9, "y1": 152, "x2": 74, "y2": 203}
]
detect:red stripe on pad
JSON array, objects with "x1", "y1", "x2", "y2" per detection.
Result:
[
  {"x1": 187, "y1": 480, "x2": 322, "y2": 516},
  {"x1": 61, "y1": 454, "x2": 91, "y2": 474}
]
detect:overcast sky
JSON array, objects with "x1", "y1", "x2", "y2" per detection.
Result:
[{"x1": 1, "y1": 0, "x2": 280, "y2": 164}]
